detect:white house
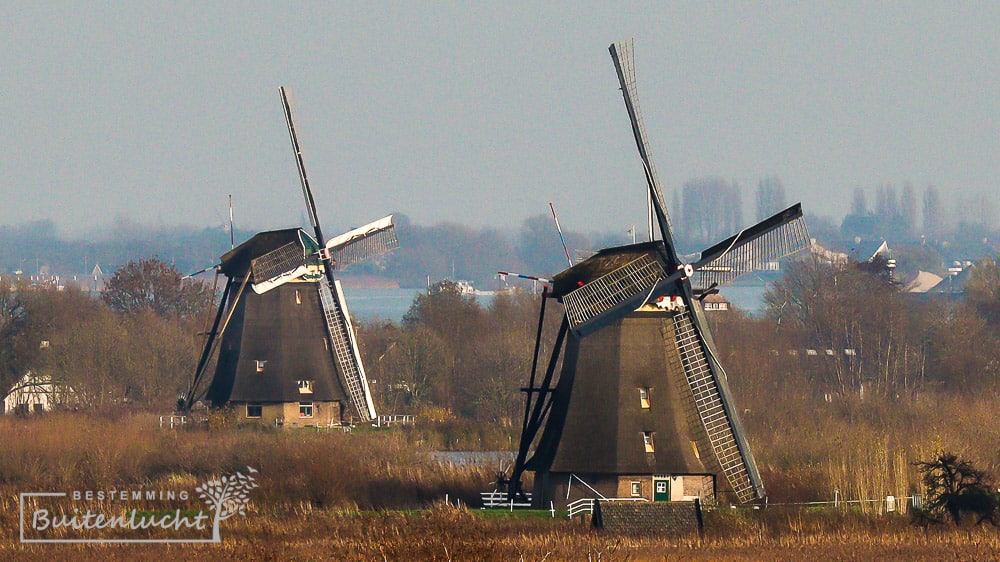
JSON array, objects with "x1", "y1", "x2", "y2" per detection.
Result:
[{"x1": 3, "y1": 372, "x2": 76, "y2": 415}]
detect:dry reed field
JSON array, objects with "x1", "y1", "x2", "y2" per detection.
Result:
[
  {"x1": 8, "y1": 507, "x2": 1000, "y2": 561},
  {"x1": 3, "y1": 411, "x2": 1000, "y2": 560}
]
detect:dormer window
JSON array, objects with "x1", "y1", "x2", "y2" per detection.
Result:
[
  {"x1": 639, "y1": 388, "x2": 650, "y2": 409},
  {"x1": 297, "y1": 380, "x2": 314, "y2": 394},
  {"x1": 643, "y1": 432, "x2": 655, "y2": 453},
  {"x1": 295, "y1": 290, "x2": 302, "y2": 305},
  {"x1": 256, "y1": 360, "x2": 267, "y2": 373}
]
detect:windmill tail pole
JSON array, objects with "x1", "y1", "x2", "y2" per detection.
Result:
[
  {"x1": 498, "y1": 271, "x2": 553, "y2": 285},
  {"x1": 549, "y1": 203, "x2": 573, "y2": 268},
  {"x1": 183, "y1": 264, "x2": 220, "y2": 279}
]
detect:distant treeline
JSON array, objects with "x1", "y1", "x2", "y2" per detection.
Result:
[{"x1": 3, "y1": 178, "x2": 999, "y2": 287}]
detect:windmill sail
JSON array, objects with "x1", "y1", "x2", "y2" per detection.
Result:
[
  {"x1": 692, "y1": 204, "x2": 810, "y2": 290},
  {"x1": 318, "y1": 279, "x2": 376, "y2": 421},
  {"x1": 668, "y1": 310, "x2": 763, "y2": 503},
  {"x1": 610, "y1": 39, "x2": 675, "y2": 247},
  {"x1": 280, "y1": 86, "x2": 379, "y2": 422},
  {"x1": 560, "y1": 251, "x2": 666, "y2": 334},
  {"x1": 325, "y1": 215, "x2": 398, "y2": 270},
  {"x1": 250, "y1": 230, "x2": 322, "y2": 294}
]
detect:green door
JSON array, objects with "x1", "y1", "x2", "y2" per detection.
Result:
[{"x1": 653, "y1": 478, "x2": 670, "y2": 501}]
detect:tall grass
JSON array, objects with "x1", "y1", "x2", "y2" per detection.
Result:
[
  {"x1": 5, "y1": 408, "x2": 1000, "y2": 560},
  {"x1": 743, "y1": 389, "x2": 1000, "y2": 506},
  {"x1": 0, "y1": 413, "x2": 493, "y2": 511}
]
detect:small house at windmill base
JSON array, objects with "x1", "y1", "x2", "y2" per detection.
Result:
[{"x1": 3, "y1": 371, "x2": 76, "y2": 415}]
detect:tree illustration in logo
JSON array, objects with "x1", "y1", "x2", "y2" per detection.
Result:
[{"x1": 195, "y1": 466, "x2": 259, "y2": 542}]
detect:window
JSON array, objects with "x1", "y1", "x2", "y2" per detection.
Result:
[
  {"x1": 643, "y1": 432, "x2": 655, "y2": 453},
  {"x1": 246, "y1": 403, "x2": 262, "y2": 418},
  {"x1": 639, "y1": 388, "x2": 650, "y2": 409},
  {"x1": 299, "y1": 402, "x2": 314, "y2": 418},
  {"x1": 630, "y1": 481, "x2": 641, "y2": 497},
  {"x1": 256, "y1": 360, "x2": 267, "y2": 373},
  {"x1": 295, "y1": 290, "x2": 302, "y2": 305},
  {"x1": 297, "y1": 380, "x2": 314, "y2": 394}
]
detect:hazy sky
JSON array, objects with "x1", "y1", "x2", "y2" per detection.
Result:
[{"x1": 3, "y1": 3, "x2": 998, "y2": 238}]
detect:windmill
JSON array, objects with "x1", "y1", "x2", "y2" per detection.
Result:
[
  {"x1": 182, "y1": 87, "x2": 398, "y2": 427},
  {"x1": 507, "y1": 41, "x2": 810, "y2": 506}
]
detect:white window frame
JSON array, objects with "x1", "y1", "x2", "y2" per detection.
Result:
[{"x1": 299, "y1": 401, "x2": 314, "y2": 418}]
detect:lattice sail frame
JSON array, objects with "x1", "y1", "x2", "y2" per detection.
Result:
[
  {"x1": 667, "y1": 310, "x2": 760, "y2": 503},
  {"x1": 325, "y1": 215, "x2": 398, "y2": 270},
  {"x1": 250, "y1": 230, "x2": 322, "y2": 294},
  {"x1": 562, "y1": 254, "x2": 666, "y2": 331},
  {"x1": 318, "y1": 278, "x2": 376, "y2": 421},
  {"x1": 610, "y1": 39, "x2": 675, "y2": 240},
  {"x1": 693, "y1": 214, "x2": 810, "y2": 290}
]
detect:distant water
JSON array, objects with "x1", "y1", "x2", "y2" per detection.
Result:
[
  {"x1": 341, "y1": 288, "x2": 423, "y2": 322},
  {"x1": 341, "y1": 285, "x2": 770, "y2": 323},
  {"x1": 718, "y1": 284, "x2": 771, "y2": 314},
  {"x1": 428, "y1": 451, "x2": 515, "y2": 468}
]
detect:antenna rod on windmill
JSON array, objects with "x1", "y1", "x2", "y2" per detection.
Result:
[
  {"x1": 229, "y1": 194, "x2": 235, "y2": 250},
  {"x1": 549, "y1": 202, "x2": 573, "y2": 268}
]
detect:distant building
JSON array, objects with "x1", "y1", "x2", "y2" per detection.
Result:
[
  {"x1": 809, "y1": 239, "x2": 849, "y2": 266},
  {"x1": 851, "y1": 239, "x2": 890, "y2": 263},
  {"x1": 928, "y1": 261, "x2": 974, "y2": 296},
  {"x1": 906, "y1": 271, "x2": 944, "y2": 293},
  {"x1": 3, "y1": 371, "x2": 76, "y2": 415},
  {"x1": 701, "y1": 293, "x2": 730, "y2": 312}
]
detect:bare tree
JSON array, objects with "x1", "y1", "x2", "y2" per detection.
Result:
[
  {"x1": 850, "y1": 187, "x2": 868, "y2": 216},
  {"x1": 755, "y1": 176, "x2": 787, "y2": 221},
  {"x1": 900, "y1": 181, "x2": 917, "y2": 237},
  {"x1": 964, "y1": 257, "x2": 1000, "y2": 327},
  {"x1": 681, "y1": 177, "x2": 743, "y2": 248},
  {"x1": 0, "y1": 276, "x2": 27, "y2": 390},
  {"x1": 923, "y1": 185, "x2": 945, "y2": 239},
  {"x1": 102, "y1": 257, "x2": 212, "y2": 319}
]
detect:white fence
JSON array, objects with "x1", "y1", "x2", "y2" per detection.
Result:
[
  {"x1": 567, "y1": 497, "x2": 649, "y2": 519},
  {"x1": 750, "y1": 492, "x2": 923, "y2": 513},
  {"x1": 373, "y1": 414, "x2": 415, "y2": 428},
  {"x1": 480, "y1": 491, "x2": 532, "y2": 510},
  {"x1": 158, "y1": 415, "x2": 187, "y2": 429}
]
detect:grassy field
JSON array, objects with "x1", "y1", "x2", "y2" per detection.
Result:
[
  {"x1": 6, "y1": 504, "x2": 1000, "y2": 561},
  {"x1": 3, "y1": 412, "x2": 1000, "y2": 560}
]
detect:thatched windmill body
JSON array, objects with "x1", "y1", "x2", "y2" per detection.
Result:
[
  {"x1": 509, "y1": 42, "x2": 810, "y2": 506},
  {"x1": 184, "y1": 88, "x2": 397, "y2": 427}
]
